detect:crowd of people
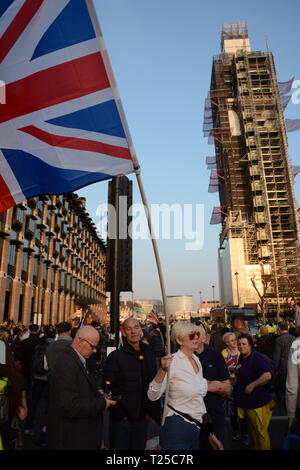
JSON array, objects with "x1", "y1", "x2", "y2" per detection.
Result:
[{"x1": 0, "y1": 314, "x2": 299, "y2": 451}]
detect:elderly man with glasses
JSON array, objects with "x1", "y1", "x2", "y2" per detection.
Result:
[{"x1": 47, "y1": 326, "x2": 116, "y2": 450}]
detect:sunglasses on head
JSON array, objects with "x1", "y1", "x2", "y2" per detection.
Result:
[
  {"x1": 195, "y1": 321, "x2": 209, "y2": 334},
  {"x1": 188, "y1": 331, "x2": 201, "y2": 340}
]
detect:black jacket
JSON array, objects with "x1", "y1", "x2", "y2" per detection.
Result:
[
  {"x1": 45, "y1": 336, "x2": 72, "y2": 372},
  {"x1": 274, "y1": 332, "x2": 295, "y2": 372},
  {"x1": 47, "y1": 345, "x2": 106, "y2": 450},
  {"x1": 149, "y1": 329, "x2": 165, "y2": 357},
  {"x1": 256, "y1": 335, "x2": 275, "y2": 360},
  {"x1": 14, "y1": 334, "x2": 40, "y2": 377},
  {"x1": 103, "y1": 341, "x2": 161, "y2": 423}
]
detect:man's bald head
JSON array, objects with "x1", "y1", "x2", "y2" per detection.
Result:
[
  {"x1": 260, "y1": 326, "x2": 269, "y2": 336},
  {"x1": 122, "y1": 317, "x2": 142, "y2": 347},
  {"x1": 123, "y1": 317, "x2": 139, "y2": 329},
  {"x1": 76, "y1": 325, "x2": 99, "y2": 341},
  {"x1": 72, "y1": 325, "x2": 100, "y2": 358}
]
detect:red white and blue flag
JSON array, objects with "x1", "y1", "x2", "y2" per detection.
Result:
[
  {"x1": 148, "y1": 310, "x2": 159, "y2": 324},
  {"x1": 0, "y1": 0, "x2": 137, "y2": 212},
  {"x1": 278, "y1": 77, "x2": 294, "y2": 96},
  {"x1": 79, "y1": 308, "x2": 89, "y2": 328}
]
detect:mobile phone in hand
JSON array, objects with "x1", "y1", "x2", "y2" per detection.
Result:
[{"x1": 111, "y1": 394, "x2": 122, "y2": 402}]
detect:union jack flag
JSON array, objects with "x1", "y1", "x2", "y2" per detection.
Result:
[
  {"x1": 79, "y1": 308, "x2": 89, "y2": 328},
  {"x1": 0, "y1": 0, "x2": 137, "y2": 212},
  {"x1": 148, "y1": 310, "x2": 159, "y2": 324}
]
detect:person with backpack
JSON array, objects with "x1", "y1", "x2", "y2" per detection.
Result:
[
  {"x1": 233, "y1": 333, "x2": 276, "y2": 450},
  {"x1": 14, "y1": 324, "x2": 40, "y2": 400},
  {"x1": 149, "y1": 325, "x2": 165, "y2": 368},
  {"x1": 45, "y1": 322, "x2": 72, "y2": 373},
  {"x1": 24, "y1": 325, "x2": 55, "y2": 439},
  {"x1": 273, "y1": 322, "x2": 295, "y2": 404}
]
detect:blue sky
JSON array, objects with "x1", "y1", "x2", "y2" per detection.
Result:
[{"x1": 78, "y1": 0, "x2": 300, "y2": 308}]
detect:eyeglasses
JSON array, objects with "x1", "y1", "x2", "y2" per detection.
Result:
[
  {"x1": 80, "y1": 338, "x2": 98, "y2": 350},
  {"x1": 188, "y1": 331, "x2": 201, "y2": 340}
]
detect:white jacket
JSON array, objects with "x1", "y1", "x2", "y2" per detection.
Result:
[{"x1": 286, "y1": 337, "x2": 300, "y2": 418}]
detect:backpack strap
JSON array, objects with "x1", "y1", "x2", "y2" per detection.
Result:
[
  {"x1": 288, "y1": 434, "x2": 300, "y2": 441},
  {"x1": 283, "y1": 433, "x2": 300, "y2": 450}
]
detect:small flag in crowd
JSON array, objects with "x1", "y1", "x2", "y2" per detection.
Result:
[
  {"x1": 79, "y1": 309, "x2": 89, "y2": 328},
  {"x1": 148, "y1": 310, "x2": 159, "y2": 324}
]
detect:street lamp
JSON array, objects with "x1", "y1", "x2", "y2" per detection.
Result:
[
  {"x1": 234, "y1": 272, "x2": 240, "y2": 307},
  {"x1": 199, "y1": 291, "x2": 202, "y2": 313},
  {"x1": 212, "y1": 285, "x2": 215, "y2": 304}
]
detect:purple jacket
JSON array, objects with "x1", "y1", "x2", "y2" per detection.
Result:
[{"x1": 233, "y1": 351, "x2": 272, "y2": 409}]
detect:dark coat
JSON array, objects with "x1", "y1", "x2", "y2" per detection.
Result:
[
  {"x1": 209, "y1": 330, "x2": 225, "y2": 352},
  {"x1": 149, "y1": 329, "x2": 165, "y2": 358},
  {"x1": 103, "y1": 341, "x2": 161, "y2": 423},
  {"x1": 47, "y1": 345, "x2": 106, "y2": 450},
  {"x1": 273, "y1": 332, "x2": 295, "y2": 372},
  {"x1": 14, "y1": 334, "x2": 40, "y2": 377},
  {"x1": 45, "y1": 336, "x2": 72, "y2": 372},
  {"x1": 256, "y1": 335, "x2": 275, "y2": 360}
]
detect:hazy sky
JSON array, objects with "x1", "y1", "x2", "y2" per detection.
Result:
[{"x1": 78, "y1": 0, "x2": 300, "y2": 308}]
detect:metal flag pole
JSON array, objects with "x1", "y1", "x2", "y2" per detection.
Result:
[
  {"x1": 134, "y1": 169, "x2": 171, "y2": 425},
  {"x1": 87, "y1": 0, "x2": 171, "y2": 424},
  {"x1": 134, "y1": 168, "x2": 170, "y2": 354}
]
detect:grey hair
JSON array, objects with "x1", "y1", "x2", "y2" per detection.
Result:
[
  {"x1": 171, "y1": 321, "x2": 196, "y2": 343},
  {"x1": 0, "y1": 340, "x2": 6, "y2": 365},
  {"x1": 122, "y1": 317, "x2": 140, "y2": 329},
  {"x1": 223, "y1": 332, "x2": 237, "y2": 344}
]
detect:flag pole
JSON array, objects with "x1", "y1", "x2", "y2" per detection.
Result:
[
  {"x1": 135, "y1": 169, "x2": 171, "y2": 425},
  {"x1": 86, "y1": 0, "x2": 171, "y2": 346},
  {"x1": 134, "y1": 169, "x2": 170, "y2": 353},
  {"x1": 87, "y1": 0, "x2": 171, "y2": 423}
]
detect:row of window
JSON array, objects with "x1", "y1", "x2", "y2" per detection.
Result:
[
  {"x1": 2, "y1": 195, "x2": 107, "y2": 303},
  {"x1": 8, "y1": 247, "x2": 105, "y2": 292},
  {"x1": 10, "y1": 196, "x2": 104, "y2": 257}
]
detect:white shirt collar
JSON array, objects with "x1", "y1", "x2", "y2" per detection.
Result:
[
  {"x1": 74, "y1": 349, "x2": 86, "y2": 368},
  {"x1": 176, "y1": 349, "x2": 197, "y2": 360}
]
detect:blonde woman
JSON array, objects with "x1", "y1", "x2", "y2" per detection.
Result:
[
  {"x1": 221, "y1": 332, "x2": 239, "y2": 380},
  {"x1": 148, "y1": 321, "x2": 223, "y2": 450}
]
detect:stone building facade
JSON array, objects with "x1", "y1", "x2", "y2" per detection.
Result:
[{"x1": 0, "y1": 194, "x2": 106, "y2": 324}]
